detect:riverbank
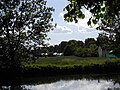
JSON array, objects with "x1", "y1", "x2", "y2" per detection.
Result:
[{"x1": 22, "y1": 56, "x2": 120, "y2": 76}]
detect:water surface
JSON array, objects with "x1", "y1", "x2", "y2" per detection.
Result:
[
  {"x1": 1, "y1": 74, "x2": 120, "y2": 90},
  {"x1": 24, "y1": 78, "x2": 120, "y2": 90}
]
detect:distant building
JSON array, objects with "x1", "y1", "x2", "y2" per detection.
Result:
[
  {"x1": 53, "y1": 52, "x2": 63, "y2": 57},
  {"x1": 41, "y1": 53, "x2": 48, "y2": 56}
]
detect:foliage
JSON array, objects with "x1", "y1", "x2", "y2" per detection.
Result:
[
  {"x1": 85, "y1": 38, "x2": 96, "y2": 48},
  {"x1": 63, "y1": 40, "x2": 78, "y2": 55},
  {"x1": 63, "y1": 45, "x2": 74, "y2": 56},
  {"x1": 96, "y1": 33, "x2": 114, "y2": 50},
  {"x1": 63, "y1": 39, "x2": 98, "y2": 56},
  {"x1": 64, "y1": 0, "x2": 120, "y2": 49},
  {"x1": 75, "y1": 48, "x2": 90, "y2": 57},
  {"x1": 0, "y1": 0, "x2": 54, "y2": 69},
  {"x1": 75, "y1": 45, "x2": 97, "y2": 57},
  {"x1": 59, "y1": 41, "x2": 68, "y2": 52},
  {"x1": 99, "y1": 12, "x2": 120, "y2": 48},
  {"x1": 37, "y1": 37, "x2": 114, "y2": 57},
  {"x1": 31, "y1": 36, "x2": 116, "y2": 58},
  {"x1": 64, "y1": 0, "x2": 120, "y2": 25}
]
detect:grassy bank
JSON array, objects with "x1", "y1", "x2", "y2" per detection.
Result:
[{"x1": 22, "y1": 56, "x2": 120, "y2": 76}]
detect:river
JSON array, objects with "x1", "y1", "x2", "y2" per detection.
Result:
[{"x1": 0, "y1": 74, "x2": 120, "y2": 90}]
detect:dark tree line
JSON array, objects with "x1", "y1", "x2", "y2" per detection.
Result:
[
  {"x1": 62, "y1": 35, "x2": 113, "y2": 57},
  {"x1": 32, "y1": 33, "x2": 117, "y2": 57}
]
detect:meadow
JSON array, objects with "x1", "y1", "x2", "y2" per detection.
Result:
[{"x1": 22, "y1": 56, "x2": 120, "y2": 76}]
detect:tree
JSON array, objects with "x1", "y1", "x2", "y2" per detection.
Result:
[
  {"x1": 64, "y1": 0, "x2": 120, "y2": 48},
  {"x1": 59, "y1": 41, "x2": 68, "y2": 53},
  {"x1": 63, "y1": 45, "x2": 73, "y2": 56},
  {"x1": 0, "y1": 0, "x2": 54, "y2": 69},
  {"x1": 77, "y1": 41, "x2": 84, "y2": 48},
  {"x1": 75, "y1": 48, "x2": 91, "y2": 57},
  {"x1": 89, "y1": 44, "x2": 98, "y2": 57},
  {"x1": 96, "y1": 33, "x2": 114, "y2": 50},
  {"x1": 54, "y1": 45, "x2": 60, "y2": 52},
  {"x1": 99, "y1": 12, "x2": 120, "y2": 49},
  {"x1": 63, "y1": 40, "x2": 84, "y2": 56},
  {"x1": 64, "y1": 0, "x2": 120, "y2": 25},
  {"x1": 85, "y1": 38, "x2": 96, "y2": 48},
  {"x1": 48, "y1": 45, "x2": 54, "y2": 52}
]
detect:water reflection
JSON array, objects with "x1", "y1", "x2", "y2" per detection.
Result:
[
  {"x1": 25, "y1": 79, "x2": 120, "y2": 90},
  {"x1": 0, "y1": 85, "x2": 26, "y2": 90},
  {"x1": 0, "y1": 74, "x2": 120, "y2": 90}
]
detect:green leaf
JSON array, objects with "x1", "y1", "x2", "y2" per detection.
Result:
[
  {"x1": 65, "y1": 5, "x2": 70, "y2": 11},
  {"x1": 92, "y1": 19, "x2": 97, "y2": 24},
  {"x1": 100, "y1": 13, "x2": 103, "y2": 18},
  {"x1": 101, "y1": 7, "x2": 105, "y2": 11},
  {"x1": 81, "y1": 14, "x2": 85, "y2": 19},
  {"x1": 96, "y1": 27, "x2": 100, "y2": 30},
  {"x1": 107, "y1": 19, "x2": 113, "y2": 25},
  {"x1": 95, "y1": 15, "x2": 100, "y2": 19},
  {"x1": 70, "y1": 18, "x2": 73, "y2": 22},
  {"x1": 87, "y1": 20, "x2": 91, "y2": 26}
]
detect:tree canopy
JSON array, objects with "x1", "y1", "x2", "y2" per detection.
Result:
[
  {"x1": 64, "y1": 0, "x2": 120, "y2": 25},
  {"x1": 64, "y1": 0, "x2": 120, "y2": 48},
  {"x1": 0, "y1": 0, "x2": 55, "y2": 69}
]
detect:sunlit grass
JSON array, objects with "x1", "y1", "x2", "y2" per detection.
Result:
[
  {"x1": 22, "y1": 56, "x2": 120, "y2": 75},
  {"x1": 24, "y1": 56, "x2": 120, "y2": 68}
]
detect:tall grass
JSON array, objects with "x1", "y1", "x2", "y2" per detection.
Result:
[
  {"x1": 22, "y1": 56, "x2": 120, "y2": 76},
  {"x1": 24, "y1": 56, "x2": 120, "y2": 67}
]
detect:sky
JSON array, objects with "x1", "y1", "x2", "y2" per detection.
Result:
[{"x1": 46, "y1": 0, "x2": 102, "y2": 45}]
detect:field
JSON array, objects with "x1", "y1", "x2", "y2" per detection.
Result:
[
  {"x1": 22, "y1": 56, "x2": 120, "y2": 76},
  {"x1": 24, "y1": 56, "x2": 120, "y2": 67}
]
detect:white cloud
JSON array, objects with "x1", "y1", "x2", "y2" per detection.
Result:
[
  {"x1": 59, "y1": 12, "x2": 64, "y2": 18},
  {"x1": 59, "y1": 8, "x2": 99, "y2": 34},
  {"x1": 78, "y1": 26, "x2": 98, "y2": 34},
  {"x1": 51, "y1": 24, "x2": 73, "y2": 34},
  {"x1": 78, "y1": 28, "x2": 90, "y2": 33}
]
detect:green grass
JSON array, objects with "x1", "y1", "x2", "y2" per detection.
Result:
[
  {"x1": 21, "y1": 56, "x2": 120, "y2": 76},
  {"x1": 24, "y1": 56, "x2": 120, "y2": 68}
]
